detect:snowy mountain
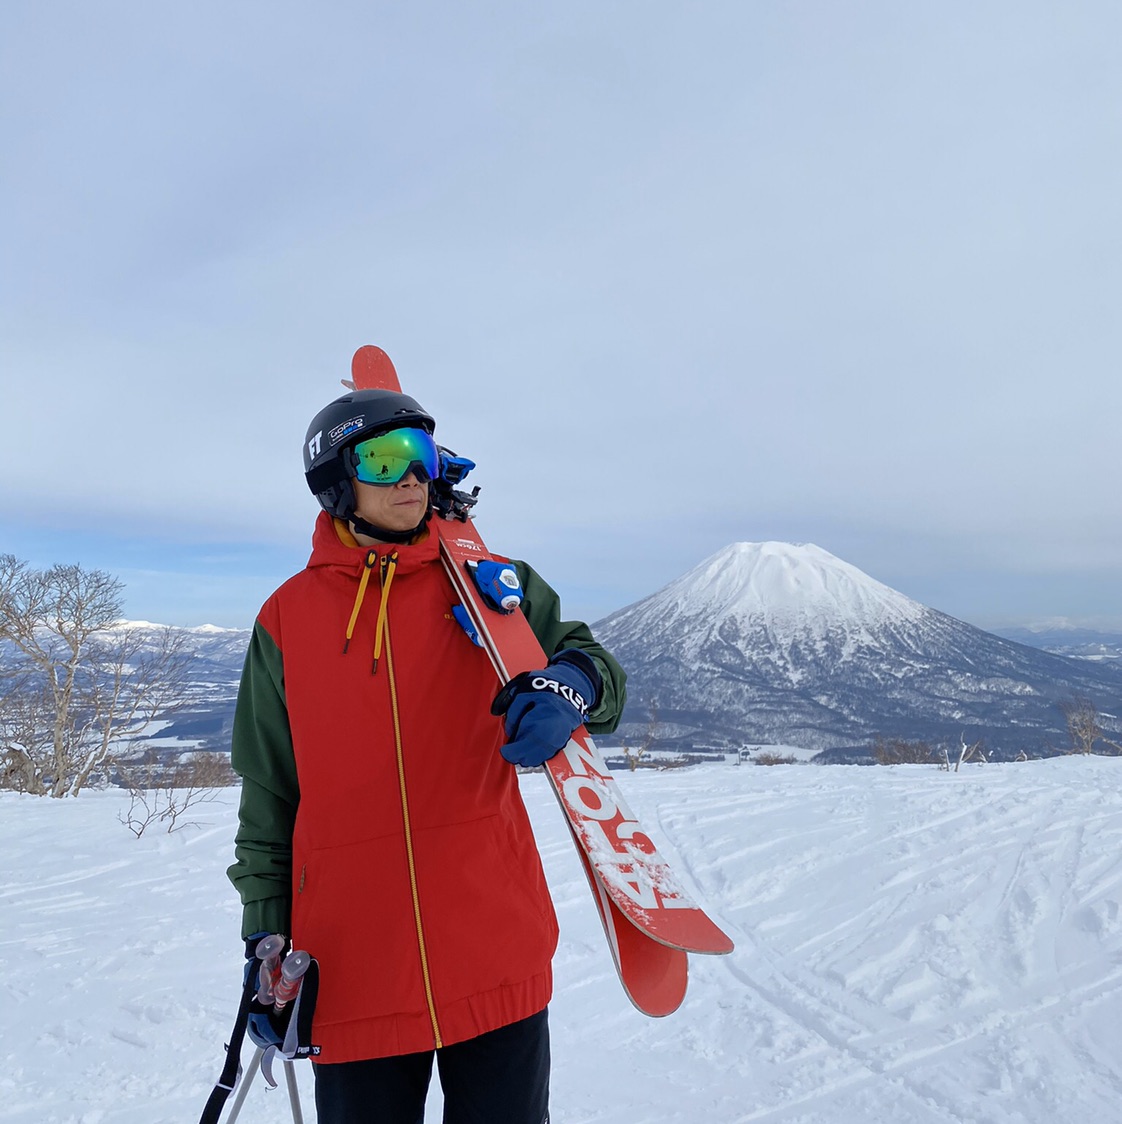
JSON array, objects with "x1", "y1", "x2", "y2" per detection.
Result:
[
  {"x1": 112, "y1": 547, "x2": 1122, "y2": 761},
  {"x1": 593, "y1": 542, "x2": 1122, "y2": 756}
]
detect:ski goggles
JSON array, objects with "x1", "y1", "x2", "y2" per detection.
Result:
[{"x1": 350, "y1": 427, "x2": 441, "y2": 486}]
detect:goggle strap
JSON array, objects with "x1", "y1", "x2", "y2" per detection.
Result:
[{"x1": 307, "y1": 459, "x2": 346, "y2": 493}]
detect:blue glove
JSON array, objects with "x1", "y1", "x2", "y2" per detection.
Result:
[
  {"x1": 491, "y1": 649, "x2": 602, "y2": 767},
  {"x1": 248, "y1": 1009, "x2": 284, "y2": 1050}
]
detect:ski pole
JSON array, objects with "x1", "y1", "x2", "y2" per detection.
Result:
[
  {"x1": 254, "y1": 933, "x2": 286, "y2": 1004},
  {"x1": 284, "y1": 1059, "x2": 305, "y2": 1124},
  {"x1": 223, "y1": 1048, "x2": 306, "y2": 1124},
  {"x1": 273, "y1": 949, "x2": 311, "y2": 1010},
  {"x1": 221, "y1": 1046, "x2": 262, "y2": 1124}
]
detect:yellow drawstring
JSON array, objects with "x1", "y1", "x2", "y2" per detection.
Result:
[
  {"x1": 342, "y1": 549, "x2": 399, "y2": 673},
  {"x1": 344, "y1": 551, "x2": 380, "y2": 654},
  {"x1": 371, "y1": 552, "x2": 398, "y2": 673}
]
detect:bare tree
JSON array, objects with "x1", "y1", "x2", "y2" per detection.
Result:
[
  {"x1": 624, "y1": 701, "x2": 660, "y2": 771},
  {"x1": 1059, "y1": 695, "x2": 1105, "y2": 756},
  {"x1": 754, "y1": 751, "x2": 798, "y2": 766},
  {"x1": 954, "y1": 735, "x2": 987, "y2": 772},
  {"x1": 0, "y1": 555, "x2": 192, "y2": 797},
  {"x1": 871, "y1": 736, "x2": 940, "y2": 766},
  {"x1": 117, "y1": 753, "x2": 238, "y2": 836},
  {"x1": 0, "y1": 671, "x2": 51, "y2": 792}
]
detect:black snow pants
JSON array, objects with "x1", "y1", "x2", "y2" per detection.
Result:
[{"x1": 313, "y1": 1008, "x2": 550, "y2": 1124}]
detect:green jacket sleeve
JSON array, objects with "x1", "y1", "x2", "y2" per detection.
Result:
[
  {"x1": 226, "y1": 620, "x2": 299, "y2": 939},
  {"x1": 510, "y1": 559, "x2": 627, "y2": 734}
]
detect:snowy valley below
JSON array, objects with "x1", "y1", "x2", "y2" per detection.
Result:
[{"x1": 3, "y1": 756, "x2": 1122, "y2": 1123}]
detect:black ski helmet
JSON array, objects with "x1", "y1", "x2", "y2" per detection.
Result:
[{"x1": 303, "y1": 388, "x2": 436, "y2": 522}]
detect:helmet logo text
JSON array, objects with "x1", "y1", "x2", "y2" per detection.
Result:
[{"x1": 329, "y1": 416, "x2": 365, "y2": 446}]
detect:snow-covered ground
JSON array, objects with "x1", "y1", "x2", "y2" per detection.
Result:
[{"x1": 3, "y1": 757, "x2": 1122, "y2": 1123}]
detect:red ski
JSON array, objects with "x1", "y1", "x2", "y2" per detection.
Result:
[
  {"x1": 345, "y1": 344, "x2": 399, "y2": 391},
  {"x1": 347, "y1": 345, "x2": 733, "y2": 1014}
]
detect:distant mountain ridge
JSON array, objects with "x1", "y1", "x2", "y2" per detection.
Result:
[
  {"x1": 120, "y1": 547, "x2": 1122, "y2": 761},
  {"x1": 124, "y1": 622, "x2": 250, "y2": 750},
  {"x1": 592, "y1": 542, "x2": 1122, "y2": 757},
  {"x1": 992, "y1": 625, "x2": 1122, "y2": 665}
]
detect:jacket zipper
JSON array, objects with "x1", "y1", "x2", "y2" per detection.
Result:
[{"x1": 382, "y1": 558, "x2": 443, "y2": 1049}]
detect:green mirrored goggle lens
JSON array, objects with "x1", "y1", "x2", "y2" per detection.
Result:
[{"x1": 352, "y1": 428, "x2": 440, "y2": 485}]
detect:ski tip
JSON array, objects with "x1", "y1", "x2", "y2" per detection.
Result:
[
  {"x1": 657, "y1": 917, "x2": 736, "y2": 956},
  {"x1": 617, "y1": 935, "x2": 690, "y2": 1017},
  {"x1": 701, "y1": 932, "x2": 736, "y2": 956},
  {"x1": 351, "y1": 345, "x2": 401, "y2": 392}
]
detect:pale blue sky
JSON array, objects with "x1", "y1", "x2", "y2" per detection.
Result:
[{"x1": 2, "y1": 1, "x2": 1120, "y2": 630}]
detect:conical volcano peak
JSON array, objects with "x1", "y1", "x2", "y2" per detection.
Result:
[
  {"x1": 593, "y1": 541, "x2": 1122, "y2": 754},
  {"x1": 658, "y1": 541, "x2": 927, "y2": 631}
]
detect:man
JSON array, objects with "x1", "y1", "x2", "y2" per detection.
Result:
[{"x1": 226, "y1": 383, "x2": 626, "y2": 1123}]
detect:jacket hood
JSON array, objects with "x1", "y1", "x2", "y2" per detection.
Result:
[{"x1": 306, "y1": 510, "x2": 440, "y2": 576}]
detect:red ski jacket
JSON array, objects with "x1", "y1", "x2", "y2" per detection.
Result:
[{"x1": 227, "y1": 513, "x2": 626, "y2": 1062}]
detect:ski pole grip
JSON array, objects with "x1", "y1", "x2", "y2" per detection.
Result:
[
  {"x1": 273, "y1": 949, "x2": 312, "y2": 1010},
  {"x1": 254, "y1": 933, "x2": 286, "y2": 1004},
  {"x1": 255, "y1": 933, "x2": 286, "y2": 960}
]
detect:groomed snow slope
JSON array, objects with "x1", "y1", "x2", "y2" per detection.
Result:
[{"x1": 3, "y1": 758, "x2": 1122, "y2": 1123}]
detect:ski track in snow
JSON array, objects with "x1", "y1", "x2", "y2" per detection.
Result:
[{"x1": 2, "y1": 760, "x2": 1122, "y2": 1123}]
